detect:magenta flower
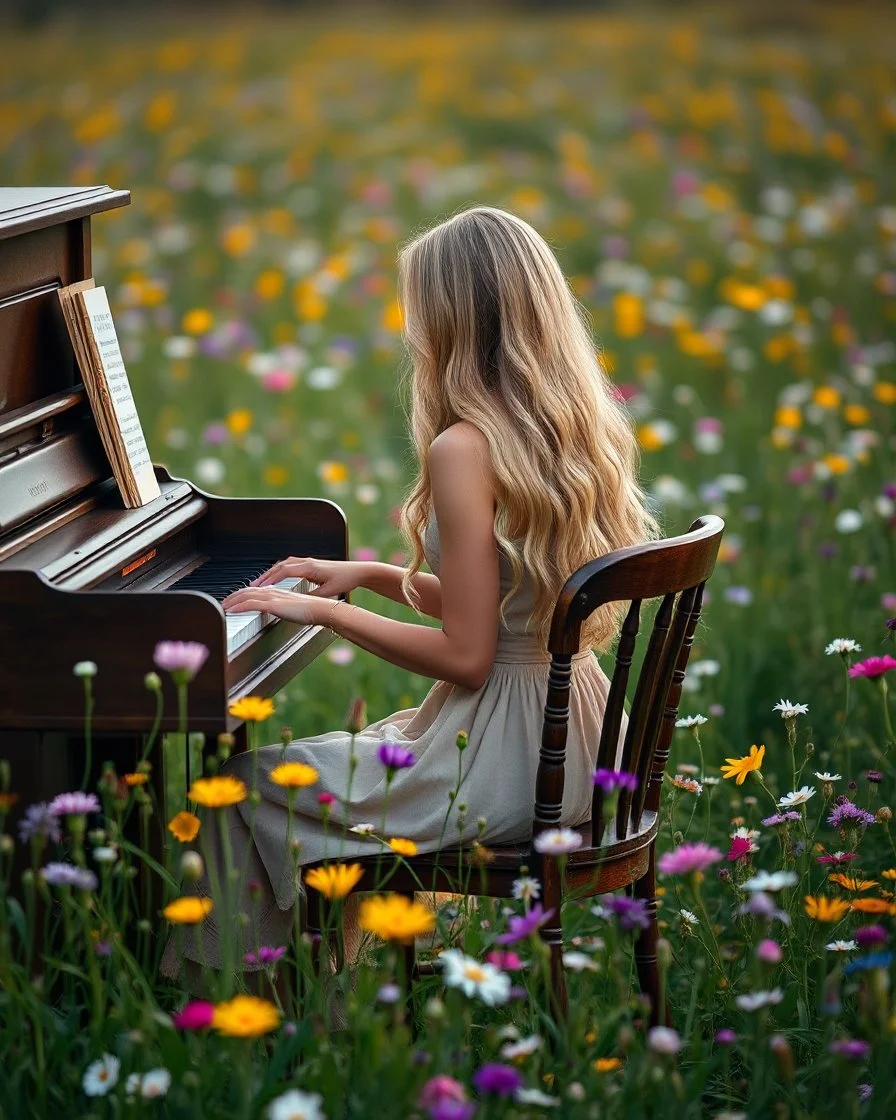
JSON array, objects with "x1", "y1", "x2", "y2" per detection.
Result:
[
  {"x1": 418, "y1": 1075, "x2": 468, "y2": 1110},
  {"x1": 828, "y1": 800, "x2": 876, "y2": 829},
  {"x1": 847, "y1": 655, "x2": 896, "y2": 679},
  {"x1": 472, "y1": 1063, "x2": 523, "y2": 1097},
  {"x1": 726, "y1": 837, "x2": 753, "y2": 863},
  {"x1": 495, "y1": 904, "x2": 555, "y2": 945},
  {"x1": 171, "y1": 1001, "x2": 215, "y2": 1031},
  {"x1": 829, "y1": 1039, "x2": 872, "y2": 1061},
  {"x1": 486, "y1": 949, "x2": 524, "y2": 971},
  {"x1": 855, "y1": 925, "x2": 889, "y2": 949},
  {"x1": 715, "y1": 1028, "x2": 737, "y2": 1045},
  {"x1": 244, "y1": 945, "x2": 286, "y2": 966},
  {"x1": 153, "y1": 641, "x2": 210, "y2": 683},
  {"x1": 762, "y1": 811, "x2": 801, "y2": 828},
  {"x1": 606, "y1": 895, "x2": 651, "y2": 932},
  {"x1": 377, "y1": 742, "x2": 416, "y2": 773},
  {"x1": 592, "y1": 769, "x2": 638, "y2": 794},
  {"x1": 49, "y1": 792, "x2": 100, "y2": 817},
  {"x1": 756, "y1": 939, "x2": 783, "y2": 964},
  {"x1": 816, "y1": 851, "x2": 858, "y2": 865},
  {"x1": 658, "y1": 842, "x2": 723, "y2": 876},
  {"x1": 317, "y1": 792, "x2": 335, "y2": 807}
]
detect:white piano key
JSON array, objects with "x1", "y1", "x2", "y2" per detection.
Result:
[{"x1": 225, "y1": 577, "x2": 327, "y2": 656}]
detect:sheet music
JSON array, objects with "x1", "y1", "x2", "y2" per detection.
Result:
[{"x1": 80, "y1": 286, "x2": 161, "y2": 507}]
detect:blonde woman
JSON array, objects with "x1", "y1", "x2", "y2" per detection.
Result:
[{"x1": 168, "y1": 206, "x2": 657, "y2": 971}]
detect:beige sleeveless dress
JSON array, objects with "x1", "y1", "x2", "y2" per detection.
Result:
[{"x1": 162, "y1": 517, "x2": 624, "y2": 972}]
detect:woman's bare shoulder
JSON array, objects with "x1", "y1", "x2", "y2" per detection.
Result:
[{"x1": 428, "y1": 419, "x2": 490, "y2": 458}]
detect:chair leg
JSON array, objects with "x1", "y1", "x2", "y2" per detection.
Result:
[{"x1": 633, "y1": 850, "x2": 671, "y2": 1028}]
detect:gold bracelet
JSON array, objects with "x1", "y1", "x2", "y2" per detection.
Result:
[{"x1": 325, "y1": 598, "x2": 356, "y2": 634}]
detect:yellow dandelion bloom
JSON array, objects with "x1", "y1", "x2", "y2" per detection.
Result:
[
  {"x1": 844, "y1": 404, "x2": 871, "y2": 425},
  {"x1": 594, "y1": 1058, "x2": 624, "y2": 1072},
  {"x1": 319, "y1": 461, "x2": 348, "y2": 485},
  {"x1": 188, "y1": 776, "x2": 247, "y2": 809},
  {"x1": 829, "y1": 874, "x2": 878, "y2": 891},
  {"x1": 305, "y1": 863, "x2": 364, "y2": 899},
  {"x1": 821, "y1": 454, "x2": 851, "y2": 476},
  {"x1": 168, "y1": 811, "x2": 200, "y2": 842},
  {"x1": 226, "y1": 409, "x2": 253, "y2": 437},
  {"x1": 851, "y1": 898, "x2": 896, "y2": 915},
  {"x1": 263, "y1": 465, "x2": 289, "y2": 487},
  {"x1": 813, "y1": 386, "x2": 841, "y2": 409},
  {"x1": 804, "y1": 895, "x2": 850, "y2": 922},
  {"x1": 270, "y1": 762, "x2": 319, "y2": 789},
  {"x1": 637, "y1": 424, "x2": 665, "y2": 452},
  {"x1": 123, "y1": 772, "x2": 148, "y2": 787},
  {"x1": 359, "y1": 893, "x2": 436, "y2": 943},
  {"x1": 255, "y1": 269, "x2": 285, "y2": 301},
  {"x1": 873, "y1": 381, "x2": 896, "y2": 405},
  {"x1": 221, "y1": 224, "x2": 255, "y2": 258},
  {"x1": 389, "y1": 838, "x2": 418, "y2": 858},
  {"x1": 228, "y1": 696, "x2": 275, "y2": 722},
  {"x1": 212, "y1": 994, "x2": 281, "y2": 1037},
  {"x1": 163, "y1": 896, "x2": 213, "y2": 924},
  {"x1": 182, "y1": 308, "x2": 213, "y2": 335},
  {"x1": 881, "y1": 869, "x2": 896, "y2": 880},
  {"x1": 774, "y1": 406, "x2": 802, "y2": 430},
  {"x1": 720, "y1": 744, "x2": 765, "y2": 785}
]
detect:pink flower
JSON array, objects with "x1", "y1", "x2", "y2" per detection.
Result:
[
  {"x1": 418, "y1": 1075, "x2": 468, "y2": 1110},
  {"x1": 847, "y1": 655, "x2": 896, "y2": 679},
  {"x1": 658, "y1": 842, "x2": 724, "y2": 876},
  {"x1": 153, "y1": 641, "x2": 209, "y2": 683},
  {"x1": 756, "y1": 939, "x2": 783, "y2": 964},
  {"x1": 49, "y1": 792, "x2": 100, "y2": 817},
  {"x1": 317, "y1": 792, "x2": 335, "y2": 807},
  {"x1": 261, "y1": 369, "x2": 295, "y2": 392},
  {"x1": 353, "y1": 547, "x2": 379, "y2": 562},
  {"x1": 171, "y1": 1001, "x2": 215, "y2": 1030},
  {"x1": 726, "y1": 837, "x2": 753, "y2": 863},
  {"x1": 486, "y1": 949, "x2": 524, "y2": 971}
]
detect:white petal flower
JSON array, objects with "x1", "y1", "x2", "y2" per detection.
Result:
[
  {"x1": 773, "y1": 699, "x2": 809, "y2": 718},
  {"x1": 741, "y1": 870, "x2": 798, "y2": 893},
  {"x1": 777, "y1": 786, "x2": 816, "y2": 808},
  {"x1": 826, "y1": 940, "x2": 858, "y2": 952},
  {"x1": 533, "y1": 829, "x2": 583, "y2": 856},
  {"x1": 825, "y1": 638, "x2": 862, "y2": 655},
  {"x1": 267, "y1": 1088, "x2": 327, "y2": 1120},
  {"x1": 689, "y1": 659, "x2": 721, "y2": 677},
  {"x1": 512, "y1": 876, "x2": 541, "y2": 904},
  {"x1": 500, "y1": 1034, "x2": 543, "y2": 1059},
  {"x1": 562, "y1": 951, "x2": 600, "y2": 972},
  {"x1": 735, "y1": 988, "x2": 784, "y2": 1011},
  {"x1": 140, "y1": 1069, "x2": 172, "y2": 1099},
  {"x1": 834, "y1": 509, "x2": 863, "y2": 534},
  {"x1": 814, "y1": 772, "x2": 842, "y2": 783},
  {"x1": 92, "y1": 846, "x2": 118, "y2": 864},
  {"x1": 82, "y1": 1054, "x2": 120, "y2": 1097},
  {"x1": 439, "y1": 949, "x2": 511, "y2": 1006},
  {"x1": 515, "y1": 1088, "x2": 560, "y2": 1107},
  {"x1": 647, "y1": 1026, "x2": 683, "y2": 1054},
  {"x1": 348, "y1": 823, "x2": 376, "y2": 836},
  {"x1": 675, "y1": 714, "x2": 708, "y2": 728},
  {"x1": 679, "y1": 909, "x2": 699, "y2": 926}
]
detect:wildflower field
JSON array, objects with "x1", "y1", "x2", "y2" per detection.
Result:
[{"x1": 1, "y1": 2, "x2": 896, "y2": 1116}]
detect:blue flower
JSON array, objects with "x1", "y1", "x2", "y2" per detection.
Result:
[{"x1": 844, "y1": 951, "x2": 893, "y2": 976}]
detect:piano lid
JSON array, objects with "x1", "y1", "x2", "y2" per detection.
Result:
[{"x1": 0, "y1": 185, "x2": 130, "y2": 241}]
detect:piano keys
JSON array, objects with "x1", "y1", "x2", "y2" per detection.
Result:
[{"x1": 0, "y1": 186, "x2": 349, "y2": 826}]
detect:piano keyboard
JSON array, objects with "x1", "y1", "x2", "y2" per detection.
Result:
[{"x1": 225, "y1": 577, "x2": 317, "y2": 655}]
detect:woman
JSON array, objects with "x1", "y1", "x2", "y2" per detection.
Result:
[{"x1": 165, "y1": 205, "x2": 657, "y2": 973}]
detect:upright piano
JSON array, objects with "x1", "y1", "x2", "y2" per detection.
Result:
[{"x1": 0, "y1": 186, "x2": 348, "y2": 823}]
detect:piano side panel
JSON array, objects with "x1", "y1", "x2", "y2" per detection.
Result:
[{"x1": 199, "y1": 490, "x2": 348, "y2": 558}]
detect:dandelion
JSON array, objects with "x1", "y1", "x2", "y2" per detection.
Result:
[
  {"x1": 212, "y1": 994, "x2": 281, "y2": 1037},
  {"x1": 735, "y1": 989, "x2": 785, "y2": 1011},
  {"x1": 359, "y1": 894, "x2": 436, "y2": 942},
  {"x1": 168, "y1": 811, "x2": 200, "y2": 842},
  {"x1": 825, "y1": 639, "x2": 862, "y2": 655},
  {"x1": 495, "y1": 904, "x2": 555, "y2": 944},
  {"x1": 82, "y1": 1053, "x2": 120, "y2": 1097},
  {"x1": 777, "y1": 786, "x2": 815, "y2": 808},
  {"x1": 848, "y1": 656, "x2": 896, "y2": 679},
  {"x1": 388, "y1": 837, "x2": 417, "y2": 857},
  {"x1": 153, "y1": 640, "x2": 209, "y2": 682},
  {"x1": 773, "y1": 699, "x2": 809, "y2": 718},
  {"x1": 720, "y1": 745, "x2": 765, "y2": 785},
  {"x1": 533, "y1": 828, "x2": 582, "y2": 855},
  {"x1": 658, "y1": 842, "x2": 723, "y2": 876},
  {"x1": 304, "y1": 863, "x2": 364, "y2": 899},
  {"x1": 188, "y1": 776, "x2": 247, "y2": 808},
  {"x1": 804, "y1": 896, "x2": 850, "y2": 922},
  {"x1": 163, "y1": 896, "x2": 213, "y2": 924},
  {"x1": 228, "y1": 696, "x2": 276, "y2": 721},
  {"x1": 440, "y1": 950, "x2": 511, "y2": 1005},
  {"x1": 270, "y1": 762, "x2": 319, "y2": 788}
]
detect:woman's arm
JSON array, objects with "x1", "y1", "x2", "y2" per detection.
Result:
[
  {"x1": 222, "y1": 422, "x2": 499, "y2": 690},
  {"x1": 359, "y1": 562, "x2": 443, "y2": 620}
]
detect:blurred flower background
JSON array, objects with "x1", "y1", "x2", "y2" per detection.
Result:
[{"x1": 1, "y1": 0, "x2": 894, "y2": 761}]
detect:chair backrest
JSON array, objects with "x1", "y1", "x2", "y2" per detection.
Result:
[{"x1": 533, "y1": 514, "x2": 724, "y2": 852}]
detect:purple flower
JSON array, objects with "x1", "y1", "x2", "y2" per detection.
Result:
[
  {"x1": 761, "y1": 811, "x2": 801, "y2": 827},
  {"x1": 17, "y1": 803, "x2": 61, "y2": 844},
  {"x1": 858, "y1": 1084, "x2": 874, "y2": 1101},
  {"x1": 202, "y1": 422, "x2": 229, "y2": 446},
  {"x1": 829, "y1": 1039, "x2": 872, "y2": 1061},
  {"x1": 49, "y1": 792, "x2": 100, "y2": 817},
  {"x1": 865, "y1": 770, "x2": 883, "y2": 784},
  {"x1": 855, "y1": 925, "x2": 888, "y2": 949},
  {"x1": 377, "y1": 742, "x2": 416, "y2": 773},
  {"x1": 828, "y1": 801, "x2": 876, "y2": 829},
  {"x1": 244, "y1": 945, "x2": 286, "y2": 966},
  {"x1": 94, "y1": 941, "x2": 112, "y2": 958},
  {"x1": 472, "y1": 1064, "x2": 523, "y2": 1097},
  {"x1": 495, "y1": 903, "x2": 555, "y2": 945},
  {"x1": 606, "y1": 895, "x2": 651, "y2": 932},
  {"x1": 41, "y1": 862, "x2": 97, "y2": 890},
  {"x1": 153, "y1": 641, "x2": 209, "y2": 683},
  {"x1": 715, "y1": 1028, "x2": 737, "y2": 1045},
  {"x1": 658, "y1": 842, "x2": 723, "y2": 876},
  {"x1": 593, "y1": 769, "x2": 638, "y2": 794},
  {"x1": 430, "y1": 1104, "x2": 476, "y2": 1120}
]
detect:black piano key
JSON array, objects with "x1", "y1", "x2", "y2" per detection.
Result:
[{"x1": 166, "y1": 554, "x2": 284, "y2": 602}]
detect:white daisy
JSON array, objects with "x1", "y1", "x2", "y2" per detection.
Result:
[
  {"x1": 139, "y1": 1070, "x2": 172, "y2": 1099},
  {"x1": 500, "y1": 1034, "x2": 543, "y2": 1060},
  {"x1": 732, "y1": 827, "x2": 761, "y2": 842},
  {"x1": 675, "y1": 714, "x2": 708, "y2": 728},
  {"x1": 267, "y1": 1088, "x2": 327, "y2": 1120},
  {"x1": 348, "y1": 823, "x2": 376, "y2": 836},
  {"x1": 773, "y1": 699, "x2": 809, "y2": 719},
  {"x1": 679, "y1": 909, "x2": 699, "y2": 926},
  {"x1": 439, "y1": 949, "x2": 511, "y2": 1006},
  {"x1": 815, "y1": 772, "x2": 842, "y2": 783},
  {"x1": 512, "y1": 876, "x2": 541, "y2": 904},
  {"x1": 515, "y1": 1088, "x2": 560, "y2": 1107},
  {"x1": 562, "y1": 951, "x2": 600, "y2": 972},
  {"x1": 82, "y1": 1054, "x2": 121, "y2": 1097},
  {"x1": 92, "y1": 846, "x2": 118, "y2": 864},
  {"x1": 735, "y1": 988, "x2": 784, "y2": 1012},
  {"x1": 647, "y1": 1026, "x2": 683, "y2": 1054},
  {"x1": 825, "y1": 638, "x2": 862, "y2": 656},
  {"x1": 689, "y1": 659, "x2": 721, "y2": 677},
  {"x1": 703, "y1": 777, "x2": 721, "y2": 787},
  {"x1": 533, "y1": 828, "x2": 583, "y2": 856},
  {"x1": 777, "y1": 786, "x2": 816, "y2": 808},
  {"x1": 741, "y1": 870, "x2": 798, "y2": 893},
  {"x1": 826, "y1": 940, "x2": 858, "y2": 952}
]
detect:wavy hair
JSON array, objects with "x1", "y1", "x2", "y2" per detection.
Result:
[{"x1": 396, "y1": 205, "x2": 659, "y2": 651}]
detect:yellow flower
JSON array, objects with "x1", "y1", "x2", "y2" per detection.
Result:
[
  {"x1": 212, "y1": 994, "x2": 281, "y2": 1037},
  {"x1": 255, "y1": 269, "x2": 285, "y2": 301},
  {"x1": 188, "y1": 776, "x2": 247, "y2": 808},
  {"x1": 182, "y1": 308, "x2": 213, "y2": 335},
  {"x1": 804, "y1": 895, "x2": 850, "y2": 922},
  {"x1": 305, "y1": 863, "x2": 365, "y2": 899},
  {"x1": 270, "y1": 762, "x2": 319, "y2": 789},
  {"x1": 851, "y1": 898, "x2": 896, "y2": 915},
  {"x1": 163, "y1": 896, "x2": 213, "y2": 924},
  {"x1": 228, "y1": 696, "x2": 275, "y2": 722},
  {"x1": 221, "y1": 224, "x2": 255, "y2": 258},
  {"x1": 389, "y1": 838, "x2": 418, "y2": 858},
  {"x1": 594, "y1": 1058, "x2": 624, "y2": 1072},
  {"x1": 359, "y1": 893, "x2": 436, "y2": 943},
  {"x1": 720, "y1": 744, "x2": 765, "y2": 785},
  {"x1": 813, "y1": 386, "x2": 841, "y2": 409},
  {"x1": 844, "y1": 404, "x2": 871, "y2": 425},
  {"x1": 226, "y1": 409, "x2": 253, "y2": 437},
  {"x1": 873, "y1": 381, "x2": 896, "y2": 405},
  {"x1": 168, "y1": 811, "x2": 201, "y2": 842},
  {"x1": 319, "y1": 461, "x2": 348, "y2": 485},
  {"x1": 821, "y1": 454, "x2": 850, "y2": 476},
  {"x1": 263, "y1": 465, "x2": 289, "y2": 487},
  {"x1": 829, "y1": 874, "x2": 878, "y2": 891},
  {"x1": 123, "y1": 772, "x2": 148, "y2": 786},
  {"x1": 881, "y1": 869, "x2": 896, "y2": 880},
  {"x1": 774, "y1": 406, "x2": 802, "y2": 430}
]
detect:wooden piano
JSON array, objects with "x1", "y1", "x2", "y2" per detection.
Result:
[{"x1": 0, "y1": 186, "x2": 348, "y2": 827}]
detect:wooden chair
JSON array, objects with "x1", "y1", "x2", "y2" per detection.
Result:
[{"x1": 304, "y1": 514, "x2": 724, "y2": 1026}]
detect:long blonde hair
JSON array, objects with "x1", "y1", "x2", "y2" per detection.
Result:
[{"x1": 397, "y1": 206, "x2": 659, "y2": 651}]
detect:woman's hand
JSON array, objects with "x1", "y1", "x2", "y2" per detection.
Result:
[
  {"x1": 250, "y1": 557, "x2": 369, "y2": 598},
  {"x1": 222, "y1": 586, "x2": 330, "y2": 626}
]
